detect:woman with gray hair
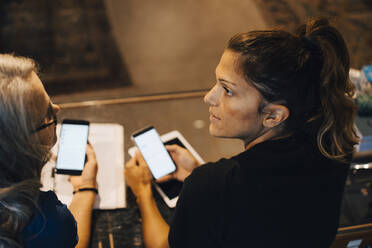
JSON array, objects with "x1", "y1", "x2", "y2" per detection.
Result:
[{"x1": 0, "y1": 54, "x2": 98, "y2": 248}]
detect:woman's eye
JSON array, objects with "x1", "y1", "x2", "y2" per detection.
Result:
[{"x1": 223, "y1": 86, "x2": 233, "y2": 96}]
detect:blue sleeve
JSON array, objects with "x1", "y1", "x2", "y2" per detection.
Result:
[{"x1": 23, "y1": 191, "x2": 78, "y2": 248}]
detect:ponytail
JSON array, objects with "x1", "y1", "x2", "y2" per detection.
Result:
[
  {"x1": 228, "y1": 17, "x2": 359, "y2": 163},
  {"x1": 297, "y1": 18, "x2": 359, "y2": 162}
]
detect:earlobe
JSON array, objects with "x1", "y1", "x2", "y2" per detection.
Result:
[{"x1": 262, "y1": 105, "x2": 290, "y2": 128}]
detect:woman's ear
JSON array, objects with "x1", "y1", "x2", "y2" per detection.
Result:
[{"x1": 262, "y1": 104, "x2": 290, "y2": 128}]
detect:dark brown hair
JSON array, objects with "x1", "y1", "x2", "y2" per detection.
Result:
[{"x1": 228, "y1": 18, "x2": 359, "y2": 162}]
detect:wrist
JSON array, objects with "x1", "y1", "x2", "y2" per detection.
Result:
[
  {"x1": 135, "y1": 184, "x2": 153, "y2": 204},
  {"x1": 71, "y1": 188, "x2": 96, "y2": 207},
  {"x1": 73, "y1": 182, "x2": 97, "y2": 192},
  {"x1": 73, "y1": 187, "x2": 98, "y2": 195}
]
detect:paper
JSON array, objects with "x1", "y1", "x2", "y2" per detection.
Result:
[{"x1": 41, "y1": 123, "x2": 126, "y2": 209}]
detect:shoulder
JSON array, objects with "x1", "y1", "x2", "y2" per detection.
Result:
[
  {"x1": 23, "y1": 191, "x2": 78, "y2": 248},
  {"x1": 38, "y1": 191, "x2": 75, "y2": 223},
  {"x1": 191, "y1": 158, "x2": 238, "y2": 177},
  {"x1": 169, "y1": 159, "x2": 239, "y2": 247},
  {"x1": 179, "y1": 158, "x2": 240, "y2": 203},
  {"x1": 186, "y1": 158, "x2": 239, "y2": 188},
  {"x1": 38, "y1": 190, "x2": 62, "y2": 207}
]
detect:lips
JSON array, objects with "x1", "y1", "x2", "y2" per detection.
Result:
[{"x1": 209, "y1": 110, "x2": 220, "y2": 121}]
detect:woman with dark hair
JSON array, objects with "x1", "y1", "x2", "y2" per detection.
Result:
[
  {"x1": 0, "y1": 54, "x2": 98, "y2": 248},
  {"x1": 125, "y1": 17, "x2": 359, "y2": 247}
]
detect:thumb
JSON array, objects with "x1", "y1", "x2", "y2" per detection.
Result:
[
  {"x1": 86, "y1": 143, "x2": 95, "y2": 160},
  {"x1": 166, "y1": 144, "x2": 182, "y2": 155},
  {"x1": 135, "y1": 150, "x2": 148, "y2": 168}
]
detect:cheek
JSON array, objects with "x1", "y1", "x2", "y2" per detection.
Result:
[
  {"x1": 39, "y1": 127, "x2": 57, "y2": 147},
  {"x1": 225, "y1": 102, "x2": 261, "y2": 130},
  {"x1": 227, "y1": 101, "x2": 257, "y2": 120}
]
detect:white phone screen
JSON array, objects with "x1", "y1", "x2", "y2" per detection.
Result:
[
  {"x1": 56, "y1": 123, "x2": 89, "y2": 171},
  {"x1": 133, "y1": 128, "x2": 176, "y2": 179}
]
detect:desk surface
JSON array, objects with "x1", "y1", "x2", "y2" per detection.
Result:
[{"x1": 57, "y1": 96, "x2": 372, "y2": 247}]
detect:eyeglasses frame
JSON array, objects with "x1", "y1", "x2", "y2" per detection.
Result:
[{"x1": 31, "y1": 103, "x2": 57, "y2": 134}]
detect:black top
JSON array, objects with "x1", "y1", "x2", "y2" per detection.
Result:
[
  {"x1": 169, "y1": 132, "x2": 349, "y2": 248},
  {"x1": 22, "y1": 191, "x2": 78, "y2": 248}
]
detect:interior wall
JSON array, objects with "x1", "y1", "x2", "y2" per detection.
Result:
[
  {"x1": 105, "y1": 0, "x2": 267, "y2": 95},
  {"x1": 0, "y1": 0, "x2": 128, "y2": 96}
]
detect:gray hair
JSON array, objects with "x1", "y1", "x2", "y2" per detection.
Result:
[{"x1": 0, "y1": 54, "x2": 50, "y2": 247}]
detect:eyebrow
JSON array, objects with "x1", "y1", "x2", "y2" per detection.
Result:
[{"x1": 218, "y1": 78, "x2": 236, "y2": 86}]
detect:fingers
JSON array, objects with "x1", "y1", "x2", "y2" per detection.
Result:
[
  {"x1": 131, "y1": 151, "x2": 153, "y2": 181},
  {"x1": 80, "y1": 144, "x2": 98, "y2": 181},
  {"x1": 134, "y1": 150, "x2": 147, "y2": 168},
  {"x1": 156, "y1": 174, "x2": 173, "y2": 183},
  {"x1": 86, "y1": 143, "x2": 96, "y2": 160},
  {"x1": 125, "y1": 156, "x2": 137, "y2": 169},
  {"x1": 85, "y1": 144, "x2": 96, "y2": 163},
  {"x1": 166, "y1": 144, "x2": 181, "y2": 153},
  {"x1": 144, "y1": 166, "x2": 152, "y2": 181},
  {"x1": 166, "y1": 145, "x2": 183, "y2": 161},
  {"x1": 124, "y1": 155, "x2": 153, "y2": 188}
]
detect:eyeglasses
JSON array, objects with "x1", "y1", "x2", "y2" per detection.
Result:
[{"x1": 31, "y1": 103, "x2": 57, "y2": 134}]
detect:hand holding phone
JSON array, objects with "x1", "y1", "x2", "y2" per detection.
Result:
[
  {"x1": 132, "y1": 126, "x2": 176, "y2": 179},
  {"x1": 69, "y1": 143, "x2": 98, "y2": 190},
  {"x1": 156, "y1": 144, "x2": 198, "y2": 182},
  {"x1": 128, "y1": 129, "x2": 205, "y2": 208},
  {"x1": 56, "y1": 119, "x2": 90, "y2": 175},
  {"x1": 124, "y1": 151, "x2": 153, "y2": 198}
]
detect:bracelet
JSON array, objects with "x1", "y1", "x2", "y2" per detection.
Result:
[{"x1": 73, "y1": 187, "x2": 98, "y2": 195}]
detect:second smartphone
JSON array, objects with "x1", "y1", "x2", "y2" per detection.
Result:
[
  {"x1": 132, "y1": 126, "x2": 176, "y2": 179},
  {"x1": 56, "y1": 119, "x2": 90, "y2": 175}
]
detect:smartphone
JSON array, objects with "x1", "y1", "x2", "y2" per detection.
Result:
[
  {"x1": 132, "y1": 126, "x2": 176, "y2": 179},
  {"x1": 129, "y1": 130, "x2": 205, "y2": 208},
  {"x1": 56, "y1": 119, "x2": 90, "y2": 175}
]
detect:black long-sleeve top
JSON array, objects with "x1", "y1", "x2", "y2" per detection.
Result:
[{"x1": 169, "y1": 132, "x2": 349, "y2": 247}]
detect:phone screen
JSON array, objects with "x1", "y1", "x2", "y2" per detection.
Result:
[
  {"x1": 133, "y1": 127, "x2": 176, "y2": 179},
  {"x1": 56, "y1": 121, "x2": 89, "y2": 174}
]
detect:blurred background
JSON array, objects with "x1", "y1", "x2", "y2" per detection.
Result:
[
  {"x1": 0, "y1": 0, "x2": 371, "y2": 103},
  {"x1": 2, "y1": 1, "x2": 372, "y2": 247}
]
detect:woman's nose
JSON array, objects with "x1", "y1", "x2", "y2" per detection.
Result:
[
  {"x1": 52, "y1": 104, "x2": 60, "y2": 115},
  {"x1": 204, "y1": 85, "x2": 218, "y2": 106}
]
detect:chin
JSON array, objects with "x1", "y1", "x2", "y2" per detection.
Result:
[
  {"x1": 209, "y1": 125, "x2": 225, "y2": 138},
  {"x1": 209, "y1": 124, "x2": 242, "y2": 139},
  {"x1": 49, "y1": 134, "x2": 57, "y2": 148}
]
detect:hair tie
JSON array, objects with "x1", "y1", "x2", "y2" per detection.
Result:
[{"x1": 301, "y1": 37, "x2": 322, "y2": 56}]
